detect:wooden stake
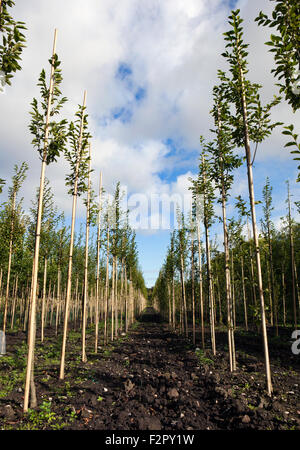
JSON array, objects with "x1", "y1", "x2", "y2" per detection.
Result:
[
  {"x1": 60, "y1": 90, "x2": 87, "y2": 379},
  {"x1": 24, "y1": 29, "x2": 58, "y2": 412},
  {"x1": 95, "y1": 171, "x2": 102, "y2": 352},
  {"x1": 82, "y1": 144, "x2": 91, "y2": 363}
]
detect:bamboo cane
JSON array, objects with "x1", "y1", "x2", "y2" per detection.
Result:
[
  {"x1": 24, "y1": 29, "x2": 58, "y2": 412},
  {"x1": 82, "y1": 144, "x2": 91, "y2": 363},
  {"x1": 95, "y1": 171, "x2": 102, "y2": 352},
  {"x1": 59, "y1": 90, "x2": 87, "y2": 380}
]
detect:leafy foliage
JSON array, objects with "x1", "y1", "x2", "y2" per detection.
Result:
[
  {"x1": 282, "y1": 124, "x2": 300, "y2": 182},
  {"x1": 29, "y1": 54, "x2": 68, "y2": 165},
  {"x1": 0, "y1": 0, "x2": 27, "y2": 86},
  {"x1": 255, "y1": 0, "x2": 300, "y2": 111},
  {"x1": 220, "y1": 10, "x2": 282, "y2": 156}
]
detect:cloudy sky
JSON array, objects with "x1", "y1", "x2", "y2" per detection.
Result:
[{"x1": 0, "y1": 0, "x2": 299, "y2": 287}]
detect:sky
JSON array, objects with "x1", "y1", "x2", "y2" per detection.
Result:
[{"x1": 0, "y1": 0, "x2": 299, "y2": 287}]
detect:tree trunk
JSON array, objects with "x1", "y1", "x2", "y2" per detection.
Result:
[
  {"x1": 191, "y1": 237, "x2": 196, "y2": 345},
  {"x1": 3, "y1": 191, "x2": 16, "y2": 333},
  {"x1": 241, "y1": 256, "x2": 248, "y2": 331},
  {"x1": 41, "y1": 257, "x2": 47, "y2": 342},
  {"x1": 197, "y1": 224, "x2": 205, "y2": 350},
  {"x1": 95, "y1": 171, "x2": 102, "y2": 353},
  {"x1": 205, "y1": 224, "x2": 216, "y2": 355},
  {"x1": 10, "y1": 275, "x2": 18, "y2": 330},
  {"x1": 82, "y1": 145, "x2": 91, "y2": 363},
  {"x1": 239, "y1": 63, "x2": 272, "y2": 395},
  {"x1": 179, "y1": 253, "x2": 188, "y2": 338},
  {"x1": 104, "y1": 226, "x2": 110, "y2": 344},
  {"x1": 111, "y1": 256, "x2": 115, "y2": 342},
  {"x1": 59, "y1": 90, "x2": 87, "y2": 380},
  {"x1": 288, "y1": 185, "x2": 297, "y2": 329},
  {"x1": 221, "y1": 183, "x2": 235, "y2": 370}
]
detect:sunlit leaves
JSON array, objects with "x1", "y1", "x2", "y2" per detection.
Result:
[
  {"x1": 282, "y1": 124, "x2": 300, "y2": 182},
  {"x1": 64, "y1": 104, "x2": 92, "y2": 197},
  {"x1": 0, "y1": 0, "x2": 27, "y2": 85},
  {"x1": 221, "y1": 9, "x2": 282, "y2": 157},
  {"x1": 208, "y1": 83, "x2": 242, "y2": 200},
  {"x1": 255, "y1": 0, "x2": 300, "y2": 111},
  {"x1": 29, "y1": 54, "x2": 68, "y2": 165}
]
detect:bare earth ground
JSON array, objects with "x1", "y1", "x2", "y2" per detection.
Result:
[{"x1": 0, "y1": 319, "x2": 299, "y2": 431}]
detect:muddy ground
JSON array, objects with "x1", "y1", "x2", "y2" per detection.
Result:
[{"x1": 0, "y1": 319, "x2": 299, "y2": 431}]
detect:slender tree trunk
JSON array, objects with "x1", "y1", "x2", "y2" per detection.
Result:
[
  {"x1": 247, "y1": 218, "x2": 257, "y2": 310},
  {"x1": 0, "y1": 268, "x2": 3, "y2": 312},
  {"x1": 197, "y1": 224, "x2": 205, "y2": 350},
  {"x1": 281, "y1": 269, "x2": 286, "y2": 327},
  {"x1": 288, "y1": 186, "x2": 297, "y2": 329},
  {"x1": 172, "y1": 276, "x2": 175, "y2": 330},
  {"x1": 82, "y1": 145, "x2": 91, "y2": 363},
  {"x1": 179, "y1": 253, "x2": 188, "y2": 338},
  {"x1": 205, "y1": 224, "x2": 216, "y2": 355},
  {"x1": 239, "y1": 63, "x2": 272, "y2": 395},
  {"x1": 104, "y1": 226, "x2": 110, "y2": 345},
  {"x1": 167, "y1": 283, "x2": 172, "y2": 325},
  {"x1": 115, "y1": 257, "x2": 118, "y2": 338},
  {"x1": 266, "y1": 258, "x2": 273, "y2": 326},
  {"x1": 191, "y1": 237, "x2": 196, "y2": 345},
  {"x1": 220, "y1": 169, "x2": 235, "y2": 371},
  {"x1": 120, "y1": 259, "x2": 124, "y2": 331},
  {"x1": 3, "y1": 191, "x2": 16, "y2": 333},
  {"x1": 59, "y1": 90, "x2": 87, "y2": 380},
  {"x1": 230, "y1": 250, "x2": 236, "y2": 330},
  {"x1": 111, "y1": 256, "x2": 115, "y2": 341},
  {"x1": 40, "y1": 257, "x2": 47, "y2": 342},
  {"x1": 241, "y1": 256, "x2": 248, "y2": 331},
  {"x1": 10, "y1": 275, "x2": 18, "y2": 330},
  {"x1": 268, "y1": 228, "x2": 275, "y2": 327},
  {"x1": 215, "y1": 275, "x2": 222, "y2": 325},
  {"x1": 294, "y1": 261, "x2": 300, "y2": 323},
  {"x1": 95, "y1": 171, "x2": 102, "y2": 353},
  {"x1": 124, "y1": 264, "x2": 128, "y2": 333}
]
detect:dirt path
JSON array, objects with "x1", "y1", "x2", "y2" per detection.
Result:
[
  {"x1": 58, "y1": 322, "x2": 300, "y2": 430},
  {"x1": 1, "y1": 321, "x2": 299, "y2": 430},
  {"x1": 75, "y1": 322, "x2": 218, "y2": 430}
]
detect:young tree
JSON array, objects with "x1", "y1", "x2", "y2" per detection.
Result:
[
  {"x1": 221, "y1": 9, "x2": 282, "y2": 395},
  {"x1": 165, "y1": 232, "x2": 176, "y2": 329},
  {"x1": 190, "y1": 149, "x2": 216, "y2": 355},
  {"x1": 95, "y1": 171, "x2": 103, "y2": 353},
  {"x1": 285, "y1": 180, "x2": 297, "y2": 329},
  {"x1": 59, "y1": 91, "x2": 91, "y2": 380},
  {"x1": 81, "y1": 145, "x2": 92, "y2": 363},
  {"x1": 175, "y1": 209, "x2": 188, "y2": 338},
  {"x1": 261, "y1": 177, "x2": 277, "y2": 329},
  {"x1": 24, "y1": 29, "x2": 68, "y2": 412},
  {"x1": 1, "y1": 162, "x2": 28, "y2": 333},
  {"x1": 188, "y1": 211, "x2": 196, "y2": 345},
  {"x1": 27, "y1": 178, "x2": 59, "y2": 342},
  {"x1": 208, "y1": 83, "x2": 242, "y2": 371},
  {"x1": 193, "y1": 197, "x2": 205, "y2": 350}
]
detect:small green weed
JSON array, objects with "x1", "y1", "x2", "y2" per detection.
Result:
[{"x1": 195, "y1": 349, "x2": 214, "y2": 366}]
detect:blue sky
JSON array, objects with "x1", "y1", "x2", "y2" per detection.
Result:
[{"x1": 0, "y1": 0, "x2": 299, "y2": 287}]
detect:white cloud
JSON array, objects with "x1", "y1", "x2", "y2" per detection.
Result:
[{"x1": 0, "y1": 0, "x2": 299, "y2": 286}]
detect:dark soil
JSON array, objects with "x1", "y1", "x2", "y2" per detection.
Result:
[{"x1": 0, "y1": 321, "x2": 299, "y2": 430}]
